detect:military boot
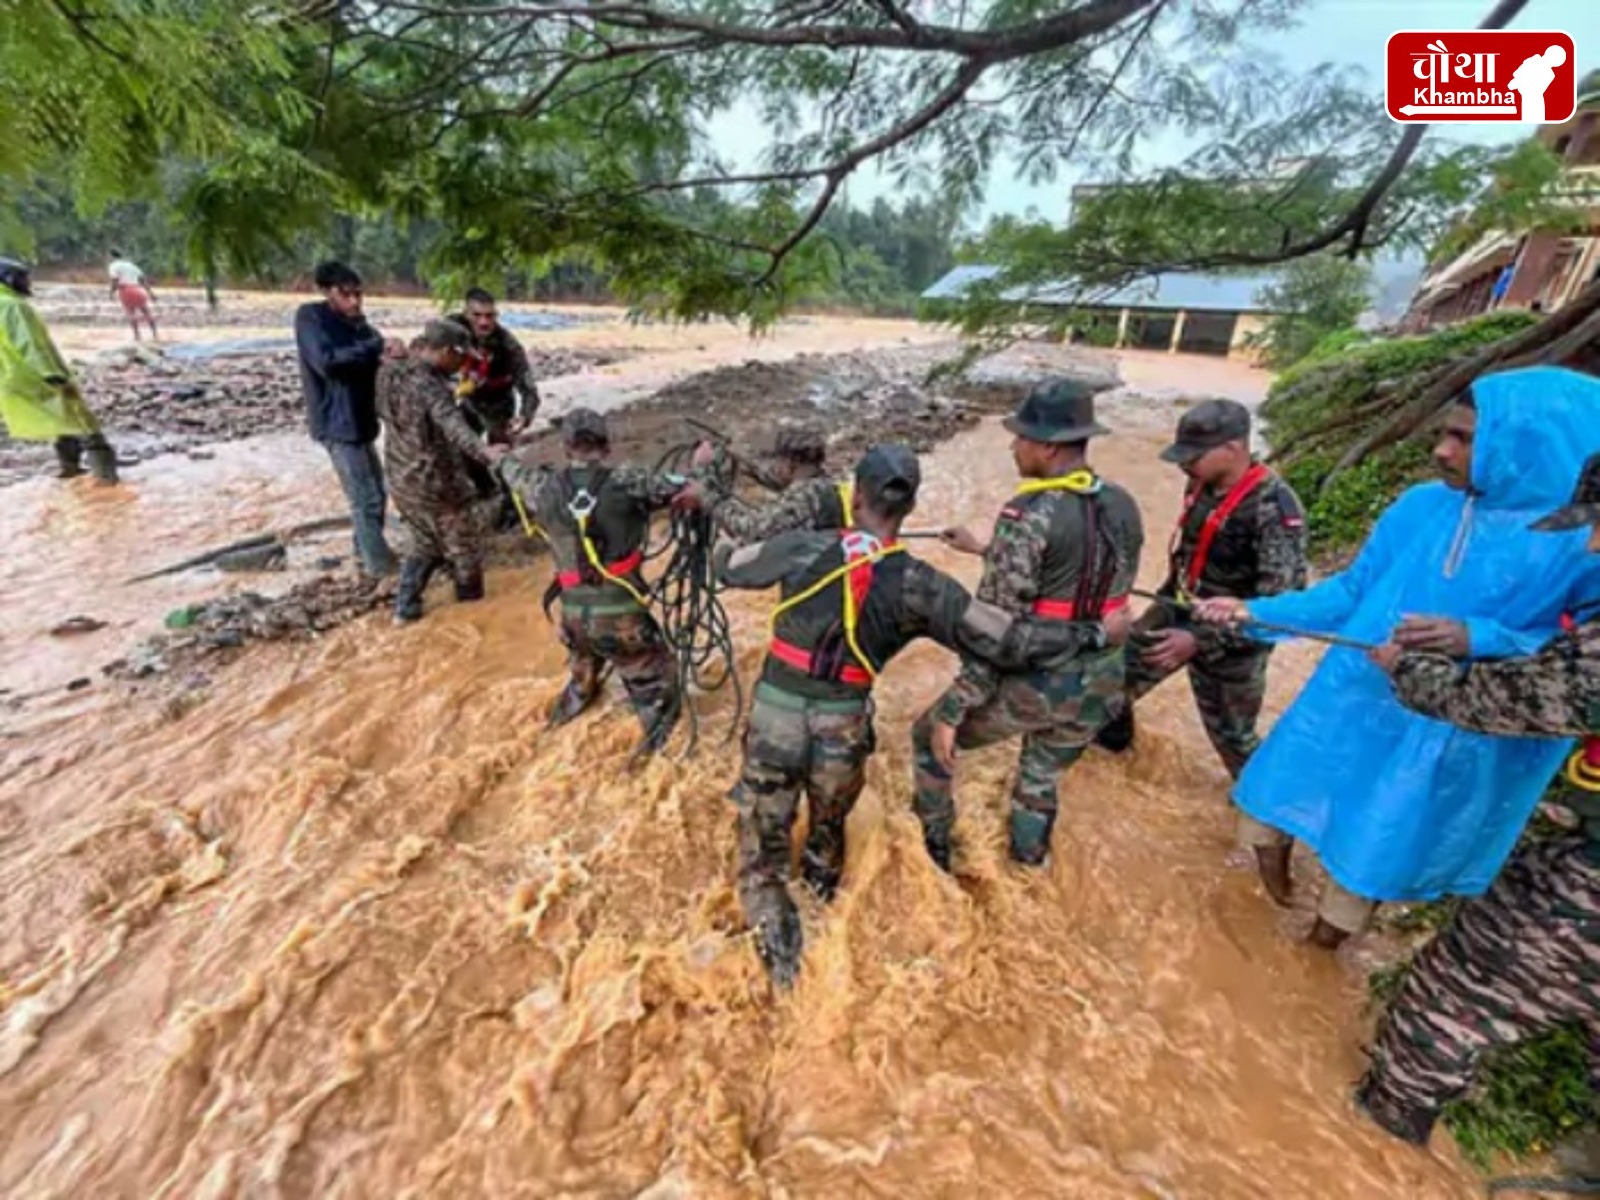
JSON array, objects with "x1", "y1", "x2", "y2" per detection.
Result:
[
  {"x1": 547, "y1": 680, "x2": 599, "y2": 728},
  {"x1": 801, "y1": 822, "x2": 845, "y2": 903},
  {"x1": 53, "y1": 436, "x2": 85, "y2": 479},
  {"x1": 1009, "y1": 807, "x2": 1055, "y2": 867},
  {"x1": 84, "y1": 434, "x2": 119, "y2": 484},
  {"x1": 748, "y1": 891, "x2": 803, "y2": 989},
  {"x1": 922, "y1": 822, "x2": 954, "y2": 874},
  {"x1": 1353, "y1": 1078, "x2": 1436, "y2": 1147},
  {"x1": 394, "y1": 557, "x2": 438, "y2": 624},
  {"x1": 454, "y1": 569, "x2": 485, "y2": 603},
  {"x1": 633, "y1": 691, "x2": 682, "y2": 758},
  {"x1": 1094, "y1": 707, "x2": 1135, "y2": 753}
]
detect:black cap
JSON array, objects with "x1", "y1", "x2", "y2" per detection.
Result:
[
  {"x1": 561, "y1": 406, "x2": 609, "y2": 445},
  {"x1": 1532, "y1": 452, "x2": 1600, "y2": 532},
  {"x1": 1160, "y1": 398, "x2": 1252, "y2": 464},
  {"x1": 854, "y1": 443, "x2": 921, "y2": 512},
  {"x1": 1003, "y1": 378, "x2": 1112, "y2": 444}
]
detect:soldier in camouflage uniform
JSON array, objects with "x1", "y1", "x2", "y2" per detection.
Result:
[
  {"x1": 1355, "y1": 452, "x2": 1600, "y2": 1147},
  {"x1": 691, "y1": 423, "x2": 856, "y2": 543},
  {"x1": 718, "y1": 444, "x2": 1130, "y2": 985},
  {"x1": 378, "y1": 320, "x2": 506, "y2": 624},
  {"x1": 451, "y1": 288, "x2": 541, "y2": 443},
  {"x1": 498, "y1": 407, "x2": 688, "y2": 754},
  {"x1": 1097, "y1": 399, "x2": 1307, "y2": 779},
  {"x1": 913, "y1": 380, "x2": 1145, "y2": 869}
]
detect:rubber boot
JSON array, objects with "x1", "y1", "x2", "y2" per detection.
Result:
[
  {"x1": 749, "y1": 892, "x2": 803, "y2": 989},
  {"x1": 922, "y1": 822, "x2": 954, "y2": 874},
  {"x1": 1353, "y1": 1077, "x2": 1436, "y2": 1147},
  {"x1": 394, "y1": 557, "x2": 438, "y2": 624},
  {"x1": 84, "y1": 433, "x2": 119, "y2": 484},
  {"x1": 453, "y1": 570, "x2": 485, "y2": 603},
  {"x1": 54, "y1": 436, "x2": 85, "y2": 479},
  {"x1": 1095, "y1": 707, "x2": 1135, "y2": 754},
  {"x1": 1009, "y1": 807, "x2": 1055, "y2": 867}
]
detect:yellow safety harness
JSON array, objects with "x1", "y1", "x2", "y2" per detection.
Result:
[
  {"x1": 768, "y1": 537, "x2": 905, "y2": 684},
  {"x1": 1013, "y1": 468, "x2": 1101, "y2": 498},
  {"x1": 566, "y1": 485, "x2": 652, "y2": 609}
]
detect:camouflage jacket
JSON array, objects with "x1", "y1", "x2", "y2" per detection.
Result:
[
  {"x1": 1392, "y1": 617, "x2": 1600, "y2": 740},
  {"x1": 708, "y1": 473, "x2": 850, "y2": 544},
  {"x1": 1166, "y1": 466, "x2": 1308, "y2": 655},
  {"x1": 499, "y1": 455, "x2": 686, "y2": 607},
  {"x1": 719, "y1": 530, "x2": 1108, "y2": 704},
  {"x1": 1392, "y1": 616, "x2": 1600, "y2": 833},
  {"x1": 376, "y1": 357, "x2": 493, "y2": 515},
  {"x1": 938, "y1": 474, "x2": 1145, "y2": 723},
  {"x1": 457, "y1": 322, "x2": 540, "y2": 423}
]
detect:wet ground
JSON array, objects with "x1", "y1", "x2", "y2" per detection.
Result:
[{"x1": 0, "y1": 312, "x2": 1482, "y2": 1197}]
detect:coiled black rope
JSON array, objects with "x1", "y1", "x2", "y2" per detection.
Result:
[{"x1": 648, "y1": 439, "x2": 745, "y2": 758}]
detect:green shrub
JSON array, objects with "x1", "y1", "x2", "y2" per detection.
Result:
[
  {"x1": 1443, "y1": 1025, "x2": 1598, "y2": 1170},
  {"x1": 1263, "y1": 310, "x2": 1540, "y2": 451}
]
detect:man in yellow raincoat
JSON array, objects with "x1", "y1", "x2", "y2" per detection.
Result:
[{"x1": 0, "y1": 257, "x2": 118, "y2": 482}]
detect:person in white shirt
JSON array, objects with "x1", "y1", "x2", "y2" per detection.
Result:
[{"x1": 107, "y1": 250, "x2": 159, "y2": 342}]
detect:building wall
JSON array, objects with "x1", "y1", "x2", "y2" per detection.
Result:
[{"x1": 1230, "y1": 314, "x2": 1269, "y2": 362}]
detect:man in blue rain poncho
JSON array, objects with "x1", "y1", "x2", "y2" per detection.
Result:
[{"x1": 1198, "y1": 367, "x2": 1600, "y2": 949}]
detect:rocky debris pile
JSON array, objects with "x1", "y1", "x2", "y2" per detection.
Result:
[
  {"x1": 104, "y1": 575, "x2": 395, "y2": 683},
  {"x1": 527, "y1": 344, "x2": 1032, "y2": 472}
]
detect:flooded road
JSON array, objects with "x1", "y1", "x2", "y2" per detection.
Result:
[{"x1": 0, "y1": 360, "x2": 1480, "y2": 1197}]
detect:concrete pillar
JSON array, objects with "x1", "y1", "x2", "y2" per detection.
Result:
[
  {"x1": 1115, "y1": 307, "x2": 1130, "y2": 348},
  {"x1": 1170, "y1": 310, "x2": 1188, "y2": 353}
]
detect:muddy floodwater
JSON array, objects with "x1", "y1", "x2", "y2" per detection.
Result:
[{"x1": 0, "y1": 323, "x2": 1480, "y2": 1197}]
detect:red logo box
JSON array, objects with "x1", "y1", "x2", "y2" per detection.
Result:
[{"x1": 1386, "y1": 30, "x2": 1576, "y2": 123}]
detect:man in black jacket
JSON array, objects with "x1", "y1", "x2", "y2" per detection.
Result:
[{"x1": 294, "y1": 261, "x2": 398, "y2": 578}]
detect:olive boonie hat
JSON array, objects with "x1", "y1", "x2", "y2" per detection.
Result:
[
  {"x1": 1532, "y1": 452, "x2": 1600, "y2": 532},
  {"x1": 854, "y1": 443, "x2": 921, "y2": 508},
  {"x1": 561, "y1": 406, "x2": 609, "y2": 445},
  {"x1": 1160, "y1": 398, "x2": 1252, "y2": 464},
  {"x1": 1003, "y1": 378, "x2": 1112, "y2": 444}
]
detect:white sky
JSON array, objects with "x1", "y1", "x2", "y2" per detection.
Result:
[{"x1": 706, "y1": 0, "x2": 1594, "y2": 223}]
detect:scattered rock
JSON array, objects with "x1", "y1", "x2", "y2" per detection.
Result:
[{"x1": 65, "y1": 677, "x2": 92, "y2": 692}]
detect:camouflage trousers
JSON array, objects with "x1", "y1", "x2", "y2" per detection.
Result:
[
  {"x1": 394, "y1": 504, "x2": 486, "y2": 620},
  {"x1": 1122, "y1": 606, "x2": 1270, "y2": 779},
  {"x1": 912, "y1": 646, "x2": 1124, "y2": 863},
  {"x1": 555, "y1": 602, "x2": 679, "y2": 746},
  {"x1": 398, "y1": 503, "x2": 486, "y2": 581},
  {"x1": 732, "y1": 684, "x2": 873, "y2": 985},
  {"x1": 1357, "y1": 836, "x2": 1600, "y2": 1144}
]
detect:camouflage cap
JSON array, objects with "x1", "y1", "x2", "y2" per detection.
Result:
[
  {"x1": 771, "y1": 424, "x2": 827, "y2": 464},
  {"x1": 854, "y1": 443, "x2": 921, "y2": 511},
  {"x1": 1160, "y1": 398, "x2": 1252, "y2": 464},
  {"x1": 417, "y1": 318, "x2": 471, "y2": 351},
  {"x1": 1003, "y1": 377, "x2": 1112, "y2": 444},
  {"x1": 560, "y1": 406, "x2": 609, "y2": 445},
  {"x1": 1532, "y1": 452, "x2": 1600, "y2": 532}
]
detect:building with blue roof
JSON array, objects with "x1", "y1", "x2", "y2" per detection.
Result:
[{"x1": 920, "y1": 265, "x2": 1283, "y2": 359}]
